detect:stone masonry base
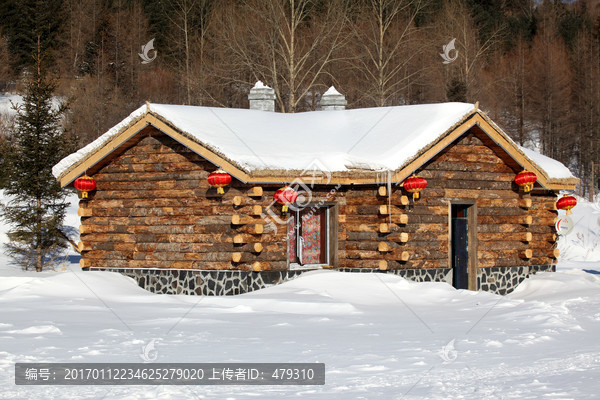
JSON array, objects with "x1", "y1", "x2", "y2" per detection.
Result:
[
  {"x1": 90, "y1": 265, "x2": 556, "y2": 296},
  {"x1": 87, "y1": 264, "x2": 555, "y2": 296}
]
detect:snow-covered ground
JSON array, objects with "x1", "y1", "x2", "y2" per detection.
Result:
[{"x1": 0, "y1": 196, "x2": 599, "y2": 399}]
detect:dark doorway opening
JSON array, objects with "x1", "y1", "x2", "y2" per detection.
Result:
[{"x1": 451, "y1": 204, "x2": 472, "y2": 289}]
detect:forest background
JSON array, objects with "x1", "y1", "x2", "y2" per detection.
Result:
[{"x1": 0, "y1": 0, "x2": 598, "y2": 195}]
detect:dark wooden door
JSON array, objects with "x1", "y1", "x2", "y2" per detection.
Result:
[{"x1": 451, "y1": 206, "x2": 469, "y2": 290}]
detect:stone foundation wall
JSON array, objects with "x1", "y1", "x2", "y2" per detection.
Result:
[
  {"x1": 477, "y1": 264, "x2": 555, "y2": 295},
  {"x1": 88, "y1": 265, "x2": 554, "y2": 296},
  {"x1": 336, "y1": 268, "x2": 452, "y2": 284},
  {"x1": 89, "y1": 268, "x2": 305, "y2": 296}
]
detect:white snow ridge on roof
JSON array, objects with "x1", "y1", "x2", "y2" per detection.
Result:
[{"x1": 52, "y1": 101, "x2": 576, "y2": 184}]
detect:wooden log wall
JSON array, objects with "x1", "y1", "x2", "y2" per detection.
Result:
[
  {"x1": 338, "y1": 128, "x2": 557, "y2": 271},
  {"x1": 79, "y1": 127, "x2": 288, "y2": 271},
  {"x1": 79, "y1": 125, "x2": 559, "y2": 273}
]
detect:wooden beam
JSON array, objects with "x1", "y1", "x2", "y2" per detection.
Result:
[
  {"x1": 248, "y1": 186, "x2": 263, "y2": 197},
  {"x1": 378, "y1": 186, "x2": 387, "y2": 196},
  {"x1": 253, "y1": 243, "x2": 263, "y2": 253},
  {"x1": 234, "y1": 224, "x2": 264, "y2": 234},
  {"x1": 379, "y1": 223, "x2": 390, "y2": 233},
  {"x1": 378, "y1": 260, "x2": 388, "y2": 270},
  {"x1": 252, "y1": 262, "x2": 261, "y2": 272},
  {"x1": 378, "y1": 242, "x2": 390, "y2": 252},
  {"x1": 519, "y1": 198, "x2": 532, "y2": 209},
  {"x1": 552, "y1": 248, "x2": 560, "y2": 258},
  {"x1": 388, "y1": 232, "x2": 409, "y2": 243},
  {"x1": 78, "y1": 207, "x2": 92, "y2": 217},
  {"x1": 521, "y1": 249, "x2": 533, "y2": 259},
  {"x1": 231, "y1": 214, "x2": 261, "y2": 225},
  {"x1": 390, "y1": 214, "x2": 408, "y2": 224},
  {"x1": 77, "y1": 242, "x2": 92, "y2": 252},
  {"x1": 251, "y1": 205, "x2": 262, "y2": 215}
]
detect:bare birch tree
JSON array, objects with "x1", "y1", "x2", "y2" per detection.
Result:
[
  {"x1": 351, "y1": 0, "x2": 428, "y2": 107},
  {"x1": 216, "y1": 0, "x2": 350, "y2": 112}
]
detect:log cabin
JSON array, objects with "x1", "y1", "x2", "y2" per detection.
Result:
[{"x1": 53, "y1": 83, "x2": 578, "y2": 295}]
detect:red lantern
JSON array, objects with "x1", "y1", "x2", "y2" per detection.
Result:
[
  {"x1": 556, "y1": 195, "x2": 577, "y2": 215},
  {"x1": 403, "y1": 175, "x2": 427, "y2": 200},
  {"x1": 515, "y1": 170, "x2": 537, "y2": 193},
  {"x1": 73, "y1": 175, "x2": 96, "y2": 199},
  {"x1": 207, "y1": 169, "x2": 232, "y2": 194},
  {"x1": 274, "y1": 187, "x2": 298, "y2": 212}
]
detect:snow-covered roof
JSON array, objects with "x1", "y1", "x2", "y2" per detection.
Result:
[
  {"x1": 52, "y1": 102, "x2": 578, "y2": 188},
  {"x1": 518, "y1": 145, "x2": 574, "y2": 180}
]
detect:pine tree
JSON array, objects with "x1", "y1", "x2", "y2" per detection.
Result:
[{"x1": 1, "y1": 41, "x2": 73, "y2": 271}]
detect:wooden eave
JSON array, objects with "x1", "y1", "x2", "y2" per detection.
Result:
[
  {"x1": 58, "y1": 109, "x2": 578, "y2": 191},
  {"x1": 391, "y1": 112, "x2": 578, "y2": 191}
]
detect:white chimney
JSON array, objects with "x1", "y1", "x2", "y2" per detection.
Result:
[
  {"x1": 248, "y1": 81, "x2": 276, "y2": 112},
  {"x1": 318, "y1": 86, "x2": 347, "y2": 111}
]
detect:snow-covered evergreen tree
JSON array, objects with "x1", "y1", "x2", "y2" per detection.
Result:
[{"x1": 1, "y1": 42, "x2": 73, "y2": 271}]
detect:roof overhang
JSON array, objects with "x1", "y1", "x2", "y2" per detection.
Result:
[{"x1": 56, "y1": 107, "x2": 578, "y2": 191}]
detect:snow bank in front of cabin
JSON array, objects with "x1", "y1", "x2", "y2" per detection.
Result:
[{"x1": 0, "y1": 261, "x2": 599, "y2": 399}]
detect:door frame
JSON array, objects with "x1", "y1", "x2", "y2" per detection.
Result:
[
  {"x1": 448, "y1": 201, "x2": 478, "y2": 290},
  {"x1": 287, "y1": 202, "x2": 338, "y2": 269}
]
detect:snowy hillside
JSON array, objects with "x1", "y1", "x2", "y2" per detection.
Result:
[{"x1": 0, "y1": 194, "x2": 598, "y2": 399}]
